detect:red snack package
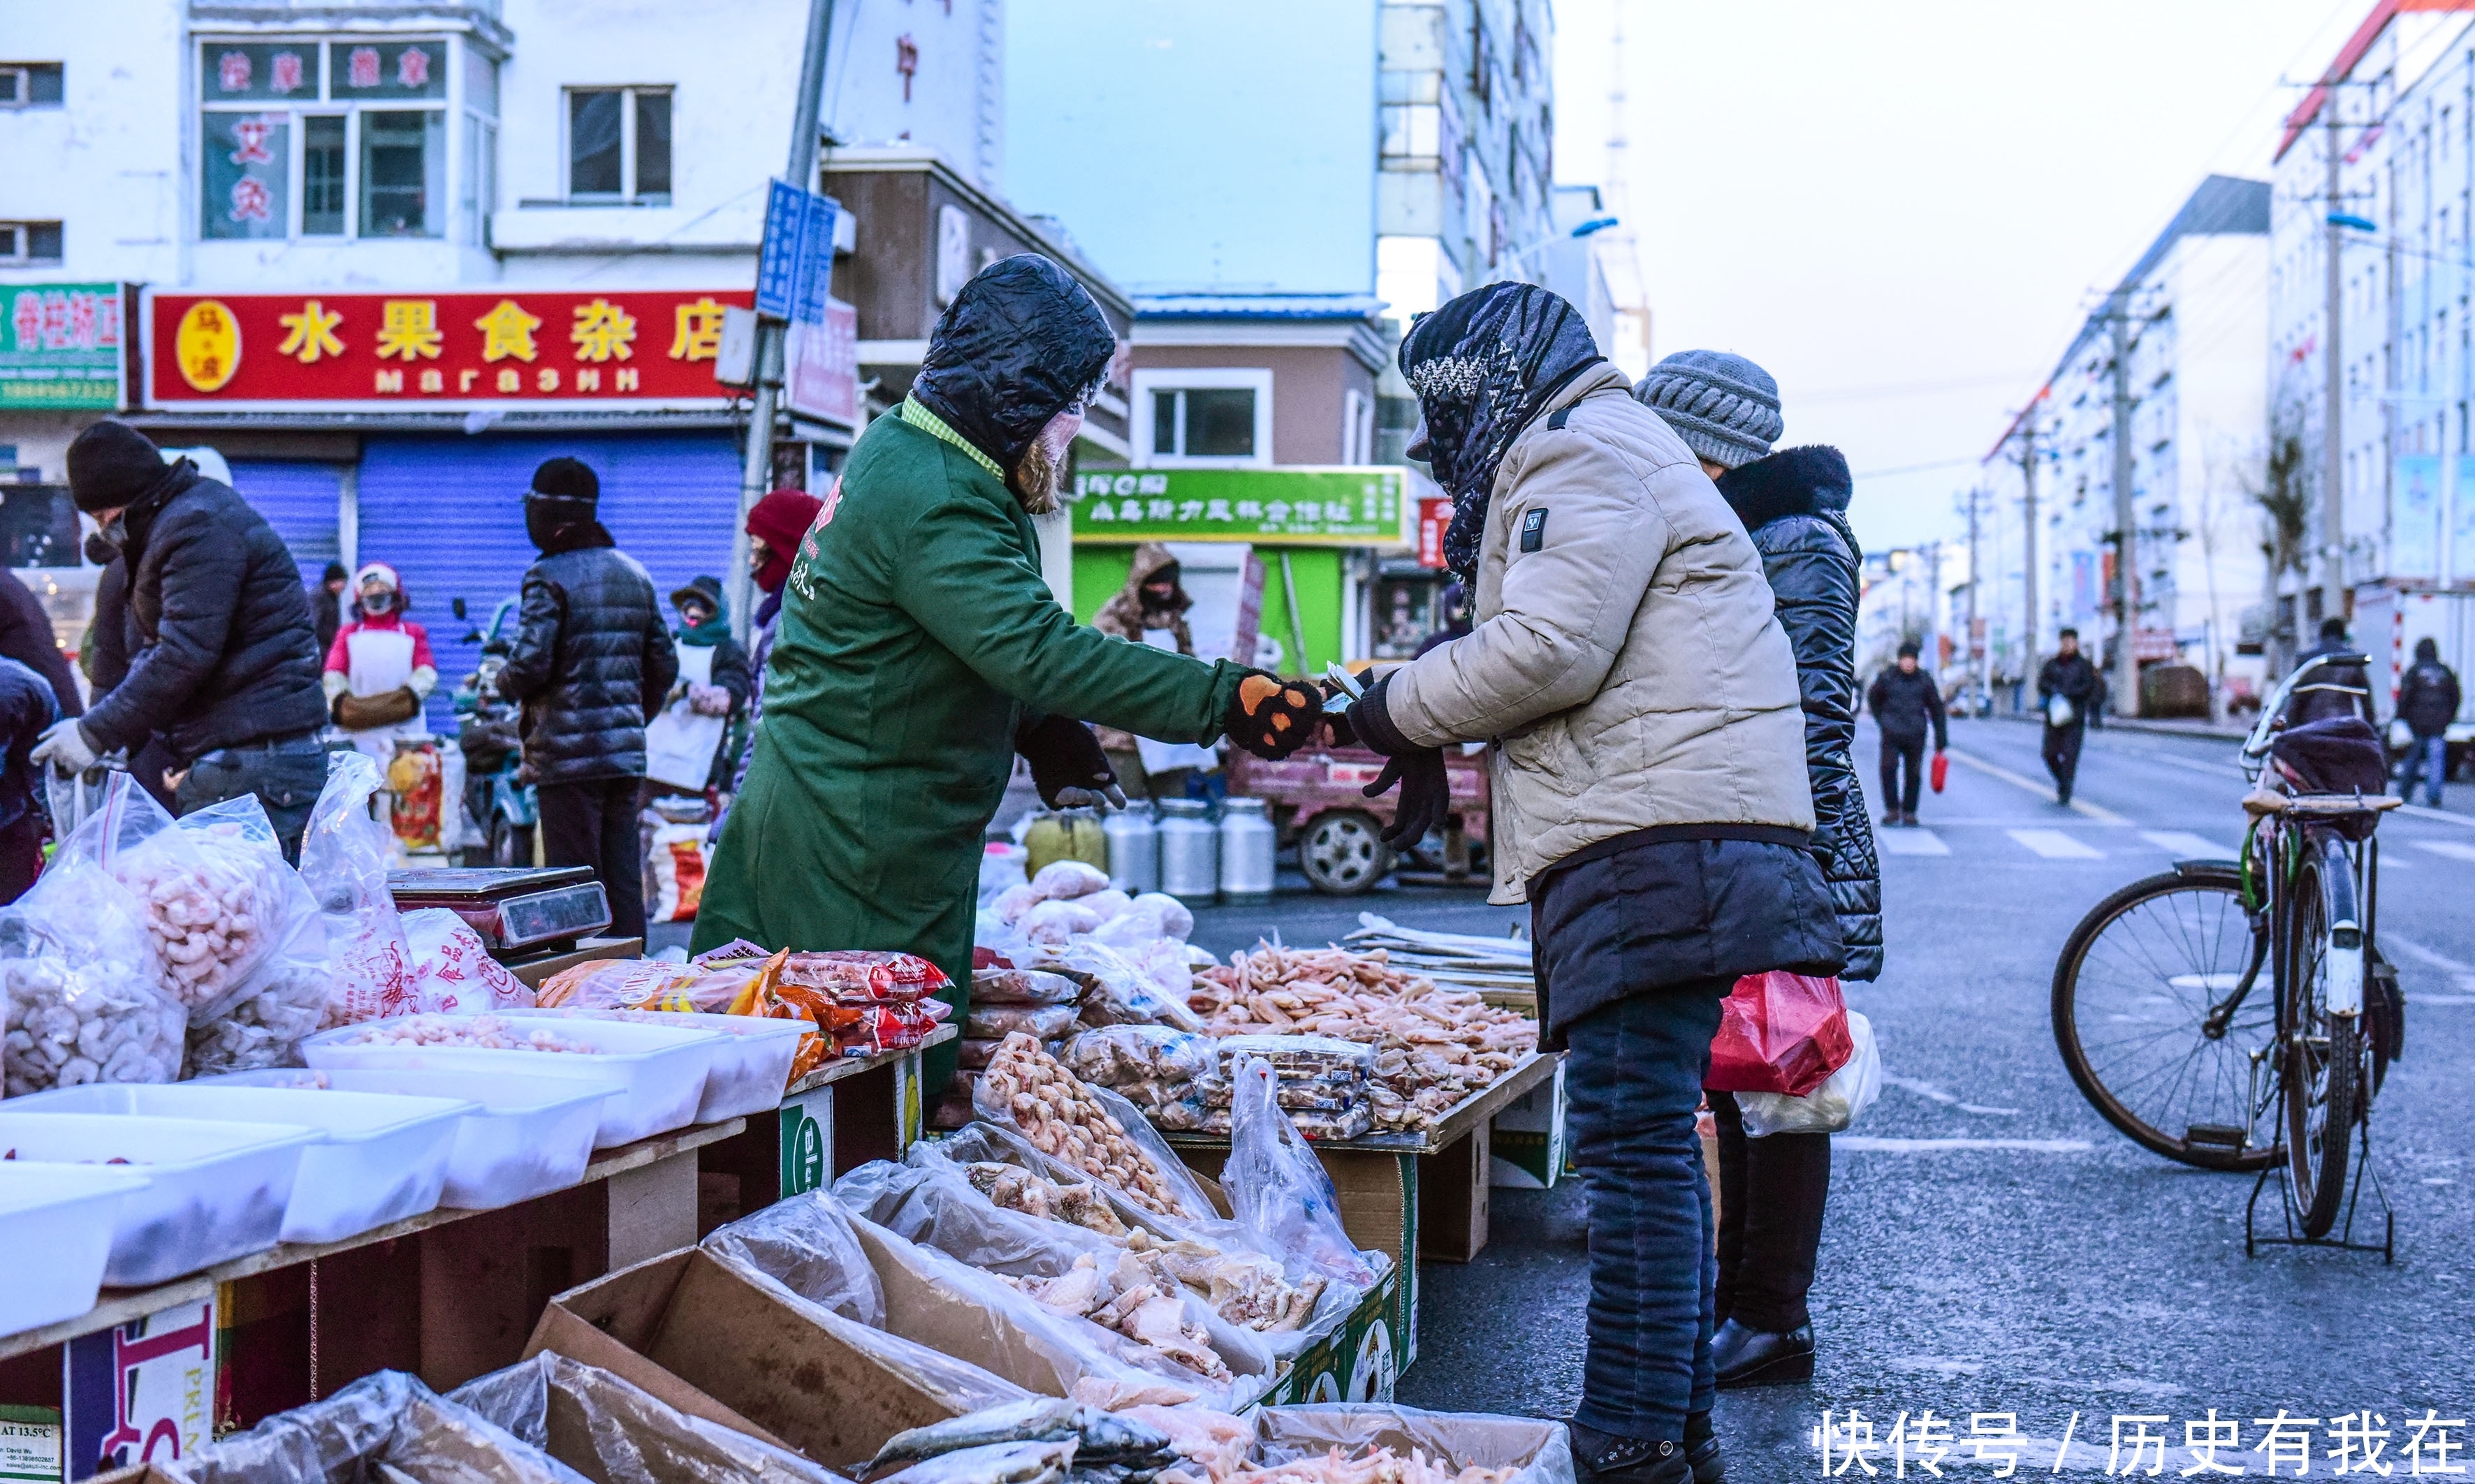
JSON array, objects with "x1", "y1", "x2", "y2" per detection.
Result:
[{"x1": 777, "y1": 949, "x2": 951, "y2": 1005}]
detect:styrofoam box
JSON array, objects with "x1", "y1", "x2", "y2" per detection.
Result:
[
  {"x1": 300, "y1": 1015, "x2": 725, "y2": 1148},
  {"x1": 197, "y1": 1067, "x2": 615, "y2": 1210},
  {"x1": 0, "y1": 1112, "x2": 318, "y2": 1284},
  {"x1": 0, "y1": 1163, "x2": 151, "y2": 1332},
  {"x1": 15, "y1": 1084, "x2": 474, "y2": 1244},
  {"x1": 503, "y1": 1008, "x2": 807, "y2": 1121}
]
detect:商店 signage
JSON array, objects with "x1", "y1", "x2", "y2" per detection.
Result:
[
  {"x1": 1, "y1": 283, "x2": 126, "y2": 411},
  {"x1": 143, "y1": 288, "x2": 754, "y2": 409},
  {"x1": 1069, "y1": 466, "x2": 1409, "y2": 547}
]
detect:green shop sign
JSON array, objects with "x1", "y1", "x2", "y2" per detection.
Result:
[
  {"x1": 1070, "y1": 466, "x2": 1409, "y2": 546},
  {"x1": 0, "y1": 284, "x2": 125, "y2": 410}
]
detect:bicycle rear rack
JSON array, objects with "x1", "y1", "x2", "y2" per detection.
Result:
[{"x1": 2244, "y1": 1080, "x2": 2394, "y2": 1261}]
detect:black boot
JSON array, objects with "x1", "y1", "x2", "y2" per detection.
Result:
[
  {"x1": 1711, "y1": 1318, "x2": 1816, "y2": 1388},
  {"x1": 1568, "y1": 1421, "x2": 1693, "y2": 1483},
  {"x1": 1685, "y1": 1411, "x2": 1726, "y2": 1483}
]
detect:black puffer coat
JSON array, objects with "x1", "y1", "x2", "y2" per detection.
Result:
[
  {"x1": 1716, "y1": 446, "x2": 1883, "y2": 981},
  {"x1": 496, "y1": 525, "x2": 679, "y2": 786},
  {"x1": 81, "y1": 463, "x2": 328, "y2": 763}
]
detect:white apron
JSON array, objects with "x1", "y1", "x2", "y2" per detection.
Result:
[
  {"x1": 342, "y1": 626, "x2": 428, "y2": 763},
  {"x1": 644, "y1": 644, "x2": 728, "y2": 790},
  {"x1": 1133, "y1": 628, "x2": 1219, "y2": 775}
]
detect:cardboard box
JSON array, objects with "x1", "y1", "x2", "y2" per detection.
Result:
[
  {"x1": 1251, "y1": 1267, "x2": 1402, "y2": 1407},
  {"x1": 1489, "y1": 1059, "x2": 1568, "y2": 1189},
  {"x1": 525, "y1": 1247, "x2": 977, "y2": 1470},
  {"x1": 1178, "y1": 1147, "x2": 1417, "y2": 1376}
]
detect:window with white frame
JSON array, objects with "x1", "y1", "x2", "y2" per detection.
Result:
[
  {"x1": 1343, "y1": 388, "x2": 1373, "y2": 465},
  {"x1": 0, "y1": 222, "x2": 63, "y2": 264},
  {"x1": 1133, "y1": 369, "x2": 1273, "y2": 466},
  {"x1": 198, "y1": 38, "x2": 451, "y2": 240},
  {"x1": 0, "y1": 64, "x2": 64, "y2": 108},
  {"x1": 566, "y1": 87, "x2": 671, "y2": 204}
]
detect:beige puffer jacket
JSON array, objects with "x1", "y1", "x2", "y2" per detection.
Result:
[{"x1": 1384, "y1": 363, "x2": 1815, "y2": 903}]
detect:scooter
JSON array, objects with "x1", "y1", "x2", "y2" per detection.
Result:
[{"x1": 448, "y1": 595, "x2": 539, "y2": 868}]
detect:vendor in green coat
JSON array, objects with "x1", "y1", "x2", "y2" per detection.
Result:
[{"x1": 694, "y1": 254, "x2": 1322, "y2": 1089}]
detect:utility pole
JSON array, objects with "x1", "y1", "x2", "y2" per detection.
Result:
[
  {"x1": 2110, "y1": 288, "x2": 2140, "y2": 718},
  {"x1": 2015, "y1": 411, "x2": 2040, "y2": 709},
  {"x1": 1964, "y1": 485, "x2": 1983, "y2": 705},
  {"x1": 2323, "y1": 93, "x2": 2346, "y2": 629},
  {"x1": 732, "y1": 0, "x2": 838, "y2": 631}
]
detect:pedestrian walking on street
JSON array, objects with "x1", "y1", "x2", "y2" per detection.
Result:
[
  {"x1": 2397, "y1": 637, "x2": 2461, "y2": 807},
  {"x1": 1865, "y1": 641, "x2": 1945, "y2": 825},
  {"x1": 642, "y1": 573, "x2": 750, "y2": 799},
  {"x1": 1662, "y1": 361, "x2": 1879, "y2": 1391},
  {"x1": 494, "y1": 455, "x2": 679, "y2": 939},
  {"x1": 312, "y1": 561, "x2": 349, "y2": 660},
  {"x1": 1347, "y1": 293, "x2": 1841, "y2": 1484},
  {"x1": 2036, "y1": 627, "x2": 2101, "y2": 807},
  {"x1": 40, "y1": 420, "x2": 329, "y2": 859}
]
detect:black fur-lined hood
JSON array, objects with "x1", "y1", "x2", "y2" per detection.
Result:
[{"x1": 1715, "y1": 445, "x2": 1852, "y2": 531}]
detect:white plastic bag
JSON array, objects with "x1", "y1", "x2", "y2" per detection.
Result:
[
  {"x1": 301, "y1": 751, "x2": 419, "y2": 1028},
  {"x1": 98, "y1": 786, "x2": 314, "y2": 1023},
  {"x1": 1222, "y1": 1059, "x2": 1382, "y2": 1289},
  {"x1": 2047, "y1": 694, "x2": 2075, "y2": 728},
  {"x1": 0, "y1": 800, "x2": 183, "y2": 1096},
  {"x1": 404, "y1": 906, "x2": 534, "y2": 1014},
  {"x1": 1736, "y1": 1010, "x2": 1882, "y2": 1136}
]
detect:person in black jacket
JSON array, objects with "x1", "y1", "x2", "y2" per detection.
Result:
[
  {"x1": 2397, "y1": 637, "x2": 2461, "y2": 807},
  {"x1": 2288, "y1": 615, "x2": 2376, "y2": 725},
  {"x1": 0, "y1": 656, "x2": 57, "y2": 902},
  {"x1": 75, "y1": 555, "x2": 179, "y2": 811},
  {"x1": 1865, "y1": 642, "x2": 1945, "y2": 826},
  {"x1": 2036, "y1": 629, "x2": 2103, "y2": 806},
  {"x1": 40, "y1": 422, "x2": 328, "y2": 858},
  {"x1": 495, "y1": 456, "x2": 678, "y2": 938},
  {"x1": 1700, "y1": 432, "x2": 1883, "y2": 1393},
  {"x1": 0, "y1": 569, "x2": 81, "y2": 719},
  {"x1": 311, "y1": 561, "x2": 349, "y2": 661}
]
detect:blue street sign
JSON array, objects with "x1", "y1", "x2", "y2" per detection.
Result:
[
  {"x1": 795, "y1": 193, "x2": 838, "y2": 326},
  {"x1": 756, "y1": 179, "x2": 808, "y2": 321}
]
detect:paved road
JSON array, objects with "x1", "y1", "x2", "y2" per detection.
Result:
[{"x1": 1198, "y1": 717, "x2": 2475, "y2": 1474}]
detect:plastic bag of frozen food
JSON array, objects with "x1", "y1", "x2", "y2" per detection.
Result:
[
  {"x1": 170, "y1": 1367, "x2": 586, "y2": 1484},
  {"x1": 1028, "y1": 859, "x2": 1109, "y2": 903},
  {"x1": 699, "y1": 1190, "x2": 886, "y2": 1326},
  {"x1": 453, "y1": 1351, "x2": 842, "y2": 1484},
  {"x1": 779, "y1": 949, "x2": 950, "y2": 1005},
  {"x1": 0, "y1": 807, "x2": 183, "y2": 1096},
  {"x1": 1031, "y1": 941, "x2": 1204, "y2": 1033},
  {"x1": 972, "y1": 1034, "x2": 1220, "y2": 1223},
  {"x1": 1060, "y1": 1025, "x2": 1213, "y2": 1130},
  {"x1": 972, "y1": 966, "x2": 1081, "y2": 1008},
  {"x1": 1222, "y1": 1059, "x2": 1380, "y2": 1288},
  {"x1": 1249, "y1": 1406, "x2": 1575, "y2": 1484},
  {"x1": 966, "y1": 1004, "x2": 1080, "y2": 1041},
  {"x1": 83, "y1": 784, "x2": 316, "y2": 1025},
  {"x1": 404, "y1": 907, "x2": 534, "y2": 1014},
  {"x1": 298, "y1": 751, "x2": 418, "y2": 1029}
]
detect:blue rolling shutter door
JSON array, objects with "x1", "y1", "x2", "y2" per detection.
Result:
[
  {"x1": 356, "y1": 434, "x2": 741, "y2": 733},
  {"x1": 224, "y1": 461, "x2": 344, "y2": 589}
]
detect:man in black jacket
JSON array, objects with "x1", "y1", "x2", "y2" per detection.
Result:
[
  {"x1": 495, "y1": 457, "x2": 678, "y2": 938},
  {"x1": 2398, "y1": 636, "x2": 2461, "y2": 807},
  {"x1": 1865, "y1": 641, "x2": 1945, "y2": 826},
  {"x1": 40, "y1": 422, "x2": 328, "y2": 858},
  {"x1": 0, "y1": 570, "x2": 82, "y2": 719},
  {"x1": 2036, "y1": 628, "x2": 2103, "y2": 807}
]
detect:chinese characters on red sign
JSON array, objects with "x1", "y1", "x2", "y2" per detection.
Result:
[{"x1": 147, "y1": 289, "x2": 754, "y2": 406}]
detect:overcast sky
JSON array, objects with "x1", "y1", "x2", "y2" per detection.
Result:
[{"x1": 1552, "y1": 0, "x2": 2370, "y2": 552}]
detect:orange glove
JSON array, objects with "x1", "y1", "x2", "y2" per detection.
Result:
[{"x1": 1225, "y1": 672, "x2": 1322, "y2": 760}]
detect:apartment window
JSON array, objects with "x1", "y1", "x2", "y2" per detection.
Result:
[
  {"x1": 0, "y1": 223, "x2": 63, "y2": 264},
  {"x1": 0, "y1": 64, "x2": 64, "y2": 107},
  {"x1": 566, "y1": 87, "x2": 671, "y2": 203},
  {"x1": 198, "y1": 38, "x2": 449, "y2": 240},
  {"x1": 1133, "y1": 369, "x2": 1273, "y2": 467}
]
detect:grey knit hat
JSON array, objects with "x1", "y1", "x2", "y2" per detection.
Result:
[{"x1": 1632, "y1": 350, "x2": 1782, "y2": 470}]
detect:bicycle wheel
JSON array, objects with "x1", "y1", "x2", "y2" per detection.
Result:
[
  {"x1": 2283, "y1": 849, "x2": 2364, "y2": 1238},
  {"x1": 2052, "y1": 867, "x2": 2277, "y2": 1171}
]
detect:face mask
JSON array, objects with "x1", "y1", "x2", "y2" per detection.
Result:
[
  {"x1": 84, "y1": 527, "x2": 121, "y2": 565},
  {"x1": 361, "y1": 591, "x2": 397, "y2": 615}
]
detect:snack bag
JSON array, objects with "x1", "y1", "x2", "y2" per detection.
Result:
[
  {"x1": 403, "y1": 907, "x2": 533, "y2": 1014},
  {"x1": 300, "y1": 751, "x2": 418, "y2": 1028}
]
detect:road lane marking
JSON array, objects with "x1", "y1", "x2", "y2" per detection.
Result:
[
  {"x1": 1834, "y1": 1136, "x2": 2094, "y2": 1153},
  {"x1": 2008, "y1": 828, "x2": 2106, "y2": 860},
  {"x1": 1943, "y1": 748, "x2": 2128, "y2": 822},
  {"x1": 2411, "y1": 839, "x2": 2475, "y2": 863},
  {"x1": 1881, "y1": 1072, "x2": 2021, "y2": 1116},
  {"x1": 2398, "y1": 801, "x2": 2475, "y2": 829},
  {"x1": 2138, "y1": 830, "x2": 2237, "y2": 858},
  {"x1": 2382, "y1": 930, "x2": 2474, "y2": 973},
  {"x1": 1876, "y1": 827, "x2": 1950, "y2": 856}
]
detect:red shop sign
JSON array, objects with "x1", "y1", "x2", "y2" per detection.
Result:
[{"x1": 145, "y1": 288, "x2": 754, "y2": 409}]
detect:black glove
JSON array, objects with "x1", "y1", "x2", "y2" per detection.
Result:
[
  {"x1": 1224, "y1": 672, "x2": 1322, "y2": 760},
  {"x1": 1343, "y1": 673, "x2": 1450, "y2": 849},
  {"x1": 1015, "y1": 713, "x2": 1127, "y2": 810}
]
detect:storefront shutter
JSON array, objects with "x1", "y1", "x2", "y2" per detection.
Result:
[
  {"x1": 356, "y1": 433, "x2": 741, "y2": 733},
  {"x1": 225, "y1": 460, "x2": 344, "y2": 589}
]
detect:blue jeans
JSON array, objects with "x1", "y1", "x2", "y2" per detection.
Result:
[
  {"x1": 1563, "y1": 980, "x2": 1731, "y2": 1442},
  {"x1": 2400, "y1": 733, "x2": 2448, "y2": 807}
]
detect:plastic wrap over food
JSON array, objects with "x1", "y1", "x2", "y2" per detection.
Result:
[
  {"x1": 968, "y1": 1004, "x2": 1080, "y2": 1042},
  {"x1": 699, "y1": 1190, "x2": 887, "y2": 1327},
  {"x1": 451, "y1": 1351, "x2": 851, "y2": 1484},
  {"x1": 0, "y1": 797, "x2": 183, "y2": 1096},
  {"x1": 169, "y1": 1367, "x2": 588, "y2": 1484},
  {"x1": 883, "y1": 1439, "x2": 1078, "y2": 1484},
  {"x1": 974, "y1": 1033, "x2": 1218, "y2": 1221},
  {"x1": 870, "y1": 1399, "x2": 1176, "y2": 1476},
  {"x1": 1061, "y1": 1025, "x2": 1213, "y2": 1129},
  {"x1": 972, "y1": 967, "x2": 1081, "y2": 1008},
  {"x1": 1028, "y1": 860, "x2": 1110, "y2": 903},
  {"x1": 300, "y1": 751, "x2": 418, "y2": 1027},
  {"x1": 182, "y1": 903, "x2": 330, "y2": 1076},
  {"x1": 1223, "y1": 1060, "x2": 1381, "y2": 1288},
  {"x1": 404, "y1": 907, "x2": 535, "y2": 1013},
  {"x1": 1215, "y1": 1034, "x2": 1374, "y2": 1082},
  {"x1": 1246, "y1": 1407, "x2": 1575, "y2": 1484},
  {"x1": 1029, "y1": 941, "x2": 1204, "y2": 1033},
  {"x1": 1018, "y1": 899, "x2": 1101, "y2": 948},
  {"x1": 780, "y1": 949, "x2": 952, "y2": 1005},
  {"x1": 95, "y1": 791, "x2": 312, "y2": 1023},
  {"x1": 534, "y1": 955, "x2": 766, "y2": 1012}
]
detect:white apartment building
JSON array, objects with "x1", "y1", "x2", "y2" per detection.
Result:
[
  {"x1": 1983, "y1": 175, "x2": 2271, "y2": 715},
  {"x1": 2268, "y1": 1, "x2": 2475, "y2": 707}
]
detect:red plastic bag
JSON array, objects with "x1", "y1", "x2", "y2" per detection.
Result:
[
  {"x1": 1930, "y1": 751, "x2": 1950, "y2": 793},
  {"x1": 1705, "y1": 971, "x2": 1853, "y2": 1096}
]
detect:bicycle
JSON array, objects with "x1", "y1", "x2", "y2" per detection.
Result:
[{"x1": 2050, "y1": 652, "x2": 2402, "y2": 1244}]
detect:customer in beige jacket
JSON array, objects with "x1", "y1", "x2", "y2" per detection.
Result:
[{"x1": 1338, "y1": 284, "x2": 1842, "y2": 1484}]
